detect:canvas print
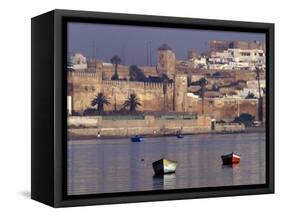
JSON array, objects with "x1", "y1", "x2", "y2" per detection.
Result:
[{"x1": 67, "y1": 22, "x2": 266, "y2": 196}]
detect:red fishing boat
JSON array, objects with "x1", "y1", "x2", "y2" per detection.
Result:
[{"x1": 221, "y1": 152, "x2": 240, "y2": 165}]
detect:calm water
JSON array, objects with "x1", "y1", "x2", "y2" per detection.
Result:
[{"x1": 67, "y1": 132, "x2": 265, "y2": 195}]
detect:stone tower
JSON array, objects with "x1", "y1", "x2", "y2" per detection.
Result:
[
  {"x1": 157, "y1": 44, "x2": 176, "y2": 79},
  {"x1": 187, "y1": 48, "x2": 198, "y2": 60},
  {"x1": 87, "y1": 59, "x2": 103, "y2": 78},
  {"x1": 173, "y1": 74, "x2": 187, "y2": 112}
]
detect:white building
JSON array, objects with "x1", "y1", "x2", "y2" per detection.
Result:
[
  {"x1": 70, "y1": 53, "x2": 87, "y2": 70},
  {"x1": 208, "y1": 48, "x2": 265, "y2": 70},
  {"x1": 236, "y1": 80, "x2": 266, "y2": 98},
  {"x1": 193, "y1": 57, "x2": 208, "y2": 69}
]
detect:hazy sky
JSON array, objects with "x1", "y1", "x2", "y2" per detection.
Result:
[{"x1": 68, "y1": 22, "x2": 265, "y2": 66}]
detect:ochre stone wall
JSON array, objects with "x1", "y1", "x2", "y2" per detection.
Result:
[
  {"x1": 68, "y1": 72, "x2": 175, "y2": 113},
  {"x1": 67, "y1": 115, "x2": 245, "y2": 137},
  {"x1": 174, "y1": 74, "x2": 187, "y2": 112},
  {"x1": 68, "y1": 115, "x2": 211, "y2": 128},
  {"x1": 68, "y1": 115, "x2": 212, "y2": 136},
  {"x1": 139, "y1": 66, "x2": 158, "y2": 77},
  {"x1": 101, "y1": 64, "x2": 129, "y2": 80},
  {"x1": 185, "y1": 97, "x2": 260, "y2": 121},
  {"x1": 68, "y1": 72, "x2": 264, "y2": 121}
]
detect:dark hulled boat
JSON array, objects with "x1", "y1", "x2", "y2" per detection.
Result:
[
  {"x1": 221, "y1": 152, "x2": 240, "y2": 165},
  {"x1": 152, "y1": 158, "x2": 177, "y2": 175},
  {"x1": 177, "y1": 134, "x2": 184, "y2": 139},
  {"x1": 130, "y1": 135, "x2": 144, "y2": 142}
]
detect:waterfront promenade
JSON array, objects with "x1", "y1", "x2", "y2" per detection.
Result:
[{"x1": 68, "y1": 115, "x2": 246, "y2": 139}]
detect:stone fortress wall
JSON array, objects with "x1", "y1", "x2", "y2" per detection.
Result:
[
  {"x1": 68, "y1": 72, "x2": 261, "y2": 121},
  {"x1": 185, "y1": 95, "x2": 260, "y2": 121},
  {"x1": 68, "y1": 72, "x2": 176, "y2": 113}
]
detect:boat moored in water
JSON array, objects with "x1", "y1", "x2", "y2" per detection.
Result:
[
  {"x1": 131, "y1": 135, "x2": 144, "y2": 142},
  {"x1": 152, "y1": 158, "x2": 177, "y2": 175},
  {"x1": 221, "y1": 152, "x2": 240, "y2": 165},
  {"x1": 177, "y1": 134, "x2": 184, "y2": 139}
]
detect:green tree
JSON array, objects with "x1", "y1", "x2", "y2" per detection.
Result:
[
  {"x1": 83, "y1": 108, "x2": 96, "y2": 116},
  {"x1": 245, "y1": 92, "x2": 256, "y2": 99},
  {"x1": 123, "y1": 94, "x2": 141, "y2": 112},
  {"x1": 129, "y1": 65, "x2": 147, "y2": 81},
  {"x1": 110, "y1": 55, "x2": 122, "y2": 80},
  {"x1": 233, "y1": 113, "x2": 255, "y2": 127},
  {"x1": 91, "y1": 93, "x2": 110, "y2": 112}
]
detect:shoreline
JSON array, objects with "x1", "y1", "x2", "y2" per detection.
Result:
[{"x1": 68, "y1": 127, "x2": 265, "y2": 141}]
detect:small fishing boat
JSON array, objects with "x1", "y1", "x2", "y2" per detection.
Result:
[
  {"x1": 152, "y1": 158, "x2": 177, "y2": 175},
  {"x1": 221, "y1": 152, "x2": 240, "y2": 165},
  {"x1": 177, "y1": 134, "x2": 184, "y2": 139},
  {"x1": 130, "y1": 135, "x2": 144, "y2": 142}
]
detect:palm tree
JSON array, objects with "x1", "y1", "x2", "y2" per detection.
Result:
[
  {"x1": 110, "y1": 55, "x2": 122, "y2": 80},
  {"x1": 245, "y1": 92, "x2": 256, "y2": 99},
  {"x1": 198, "y1": 77, "x2": 207, "y2": 115},
  {"x1": 129, "y1": 65, "x2": 147, "y2": 81},
  {"x1": 123, "y1": 94, "x2": 141, "y2": 112},
  {"x1": 91, "y1": 92, "x2": 110, "y2": 112}
]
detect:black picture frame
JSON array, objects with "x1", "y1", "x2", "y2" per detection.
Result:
[{"x1": 31, "y1": 9, "x2": 274, "y2": 207}]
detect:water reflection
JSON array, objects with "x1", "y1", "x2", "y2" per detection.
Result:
[
  {"x1": 152, "y1": 174, "x2": 177, "y2": 190},
  {"x1": 68, "y1": 132, "x2": 266, "y2": 195},
  {"x1": 221, "y1": 164, "x2": 240, "y2": 169}
]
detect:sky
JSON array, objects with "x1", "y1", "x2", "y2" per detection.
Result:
[{"x1": 67, "y1": 22, "x2": 265, "y2": 66}]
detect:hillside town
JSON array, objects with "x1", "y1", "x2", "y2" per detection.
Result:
[{"x1": 68, "y1": 39, "x2": 265, "y2": 125}]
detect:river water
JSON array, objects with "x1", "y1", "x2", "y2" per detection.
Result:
[{"x1": 67, "y1": 132, "x2": 265, "y2": 195}]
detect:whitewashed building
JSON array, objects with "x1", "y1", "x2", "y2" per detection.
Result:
[
  {"x1": 70, "y1": 53, "x2": 88, "y2": 70},
  {"x1": 208, "y1": 48, "x2": 265, "y2": 70}
]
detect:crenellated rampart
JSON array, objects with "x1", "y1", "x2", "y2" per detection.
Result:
[{"x1": 68, "y1": 72, "x2": 176, "y2": 112}]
